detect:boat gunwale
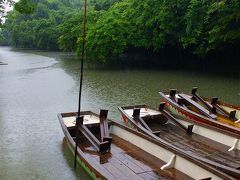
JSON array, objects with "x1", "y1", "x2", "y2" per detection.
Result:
[
  {"x1": 159, "y1": 92, "x2": 240, "y2": 138},
  {"x1": 118, "y1": 105, "x2": 239, "y2": 179},
  {"x1": 161, "y1": 90, "x2": 240, "y2": 110}
]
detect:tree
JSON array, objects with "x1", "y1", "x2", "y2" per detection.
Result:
[
  {"x1": 14, "y1": 0, "x2": 36, "y2": 14},
  {"x1": 58, "y1": 11, "x2": 83, "y2": 52},
  {"x1": 3, "y1": 0, "x2": 69, "y2": 49},
  {"x1": 85, "y1": 1, "x2": 132, "y2": 62},
  {"x1": 2, "y1": 0, "x2": 240, "y2": 63}
]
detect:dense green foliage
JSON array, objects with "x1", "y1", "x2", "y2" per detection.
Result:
[
  {"x1": 1, "y1": 0, "x2": 239, "y2": 62},
  {"x1": 1, "y1": 0, "x2": 78, "y2": 50}
]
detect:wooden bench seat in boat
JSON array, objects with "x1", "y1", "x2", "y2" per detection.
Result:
[{"x1": 178, "y1": 93, "x2": 217, "y2": 119}]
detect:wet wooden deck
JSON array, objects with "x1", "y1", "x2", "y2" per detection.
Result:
[
  {"x1": 78, "y1": 134, "x2": 193, "y2": 180},
  {"x1": 146, "y1": 119, "x2": 240, "y2": 170}
]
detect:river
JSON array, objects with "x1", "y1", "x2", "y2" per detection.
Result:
[{"x1": 0, "y1": 47, "x2": 239, "y2": 179}]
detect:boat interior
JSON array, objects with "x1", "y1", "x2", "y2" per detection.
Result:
[
  {"x1": 165, "y1": 88, "x2": 240, "y2": 127},
  {"x1": 64, "y1": 116, "x2": 192, "y2": 180},
  {"x1": 121, "y1": 106, "x2": 240, "y2": 177}
]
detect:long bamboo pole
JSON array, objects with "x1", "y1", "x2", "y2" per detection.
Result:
[{"x1": 74, "y1": 0, "x2": 87, "y2": 169}]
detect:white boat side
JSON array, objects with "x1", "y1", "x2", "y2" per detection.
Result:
[
  {"x1": 174, "y1": 116, "x2": 240, "y2": 151},
  {"x1": 110, "y1": 124, "x2": 233, "y2": 180},
  {"x1": 124, "y1": 107, "x2": 240, "y2": 151}
]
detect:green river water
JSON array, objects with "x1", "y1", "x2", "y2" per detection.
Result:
[{"x1": 0, "y1": 47, "x2": 239, "y2": 179}]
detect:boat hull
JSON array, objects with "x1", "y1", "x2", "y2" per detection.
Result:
[
  {"x1": 159, "y1": 92, "x2": 240, "y2": 150},
  {"x1": 111, "y1": 124, "x2": 227, "y2": 180},
  {"x1": 58, "y1": 112, "x2": 107, "y2": 180},
  {"x1": 59, "y1": 111, "x2": 194, "y2": 179},
  {"x1": 118, "y1": 105, "x2": 240, "y2": 179},
  {"x1": 62, "y1": 137, "x2": 100, "y2": 179}
]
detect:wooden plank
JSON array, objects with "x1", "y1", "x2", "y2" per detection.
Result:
[
  {"x1": 137, "y1": 172, "x2": 159, "y2": 179},
  {"x1": 147, "y1": 171, "x2": 165, "y2": 178},
  {"x1": 159, "y1": 102, "x2": 193, "y2": 134},
  {"x1": 91, "y1": 157, "x2": 115, "y2": 179},
  {"x1": 100, "y1": 109, "x2": 112, "y2": 143},
  {"x1": 76, "y1": 125, "x2": 193, "y2": 179},
  {"x1": 178, "y1": 93, "x2": 217, "y2": 119},
  {"x1": 104, "y1": 163, "x2": 123, "y2": 179},
  {"x1": 78, "y1": 124, "x2": 101, "y2": 151},
  {"x1": 212, "y1": 97, "x2": 237, "y2": 120},
  {"x1": 110, "y1": 143, "x2": 126, "y2": 154},
  {"x1": 77, "y1": 116, "x2": 111, "y2": 152},
  {"x1": 149, "y1": 120, "x2": 240, "y2": 173},
  {"x1": 112, "y1": 137, "x2": 140, "y2": 152},
  {"x1": 108, "y1": 157, "x2": 143, "y2": 179},
  {"x1": 114, "y1": 153, "x2": 146, "y2": 174},
  {"x1": 191, "y1": 87, "x2": 213, "y2": 112},
  {"x1": 206, "y1": 153, "x2": 240, "y2": 168},
  {"x1": 133, "y1": 108, "x2": 153, "y2": 132},
  {"x1": 122, "y1": 153, "x2": 153, "y2": 172},
  {"x1": 115, "y1": 176, "x2": 142, "y2": 180}
]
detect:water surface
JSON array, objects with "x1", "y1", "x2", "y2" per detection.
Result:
[{"x1": 0, "y1": 47, "x2": 239, "y2": 179}]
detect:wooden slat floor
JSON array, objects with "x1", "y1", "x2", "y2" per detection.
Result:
[
  {"x1": 78, "y1": 134, "x2": 193, "y2": 180},
  {"x1": 148, "y1": 120, "x2": 240, "y2": 169}
]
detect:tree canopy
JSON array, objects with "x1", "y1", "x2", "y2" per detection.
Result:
[{"x1": 0, "y1": 0, "x2": 239, "y2": 63}]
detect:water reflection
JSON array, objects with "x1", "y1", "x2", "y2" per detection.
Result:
[
  {"x1": 62, "y1": 138, "x2": 90, "y2": 180},
  {"x1": 0, "y1": 47, "x2": 82, "y2": 179},
  {"x1": 56, "y1": 54, "x2": 239, "y2": 120},
  {"x1": 0, "y1": 47, "x2": 239, "y2": 179}
]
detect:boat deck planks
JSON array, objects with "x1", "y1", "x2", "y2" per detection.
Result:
[
  {"x1": 148, "y1": 121, "x2": 240, "y2": 170},
  {"x1": 63, "y1": 115, "x2": 100, "y2": 127},
  {"x1": 78, "y1": 134, "x2": 193, "y2": 180}
]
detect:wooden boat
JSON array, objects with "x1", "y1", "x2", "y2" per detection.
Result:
[
  {"x1": 159, "y1": 88, "x2": 240, "y2": 150},
  {"x1": 160, "y1": 88, "x2": 240, "y2": 127},
  {"x1": 118, "y1": 104, "x2": 240, "y2": 178},
  {"x1": 58, "y1": 110, "x2": 235, "y2": 180}
]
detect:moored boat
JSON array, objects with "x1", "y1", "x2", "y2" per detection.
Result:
[
  {"x1": 58, "y1": 110, "x2": 235, "y2": 180},
  {"x1": 118, "y1": 104, "x2": 240, "y2": 178},
  {"x1": 159, "y1": 88, "x2": 240, "y2": 150},
  {"x1": 58, "y1": 111, "x2": 196, "y2": 179},
  {"x1": 161, "y1": 88, "x2": 240, "y2": 126}
]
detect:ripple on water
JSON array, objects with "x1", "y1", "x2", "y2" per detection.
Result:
[{"x1": 0, "y1": 47, "x2": 239, "y2": 179}]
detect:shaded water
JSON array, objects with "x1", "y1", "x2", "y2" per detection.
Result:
[{"x1": 0, "y1": 47, "x2": 239, "y2": 179}]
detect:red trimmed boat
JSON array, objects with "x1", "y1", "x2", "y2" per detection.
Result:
[
  {"x1": 118, "y1": 104, "x2": 240, "y2": 178},
  {"x1": 159, "y1": 88, "x2": 239, "y2": 147},
  {"x1": 58, "y1": 110, "x2": 235, "y2": 180}
]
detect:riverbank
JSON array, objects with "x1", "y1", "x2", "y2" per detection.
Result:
[
  {"x1": 102, "y1": 46, "x2": 240, "y2": 76},
  {"x1": 2, "y1": 45, "x2": 240, "y2": 75}
]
